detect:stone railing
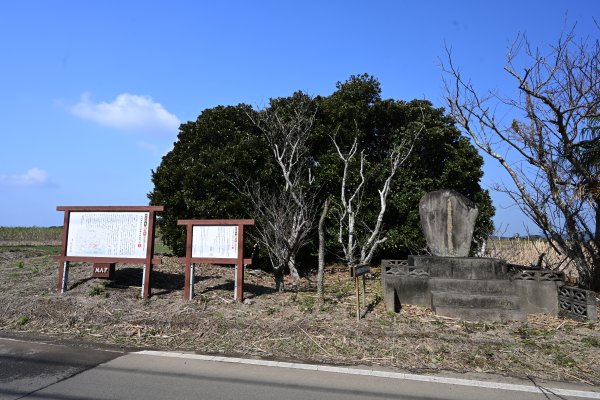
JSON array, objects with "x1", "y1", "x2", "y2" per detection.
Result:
[
  {"x1": 558, "y1": 285, "x2": 598, "y2": 321},
  {"x1": 510, "y1": 269, "x2": 565, "y2": 282}
]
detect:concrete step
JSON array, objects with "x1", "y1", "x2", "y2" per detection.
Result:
[
  {"x1": 432, "y1": 292, "x2": 521, "y2": 309},
  {"x1": 410, "y1": 256, "x2": 508, "y2": 280},
  {"x1": 433, "y1": 306, "x2": 527, "y2": 322},
  {"x1": 429, "y1": 278, "x2": 515, "y2": 295}
]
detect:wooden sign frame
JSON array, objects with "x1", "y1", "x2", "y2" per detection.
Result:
[
  {"x1": 54, "y1": 206, "x2": 163, "y2": 299},
  {"x1": 178, "y1": 219, "x2": 254, "y2": 302}
]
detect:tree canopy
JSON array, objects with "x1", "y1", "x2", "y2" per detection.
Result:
[{"x1": 149, "y1": 74, "x2": 494, "y2": 271}]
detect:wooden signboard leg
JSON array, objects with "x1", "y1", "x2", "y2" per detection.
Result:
[
  {"x1": 183, "y1": 261, "x2": 191, "y2": 300},
  {"x1": 234, "y1": 262, "x2": 244, "y2": 302},
  {"x1": 362, "y1": 275, "x2": 367, "y2": 307},
  {"x1": 355, "y1": 276, "x2": 360, "y2": 321},
  {"x1": 234, "y1": 224, "x2": 244, "y2": 302}
]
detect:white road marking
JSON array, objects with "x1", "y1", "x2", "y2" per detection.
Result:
[{"x1": 136, "y1": 350, "x2": 600, "y2": 399}]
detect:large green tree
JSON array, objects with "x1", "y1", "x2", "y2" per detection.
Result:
[
  {"x1": 149, "y1": 104, "x2": 274, "y2": 255},
  {"x1": 149, "y1": 75, "x2": 494, "y2": 276},
  {"x1": 311, "y1": 75, "x2": 494, "y2": 258}
]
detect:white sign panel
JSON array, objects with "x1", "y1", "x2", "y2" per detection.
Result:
[
  {"x1": 192, "y1": 225, "x2": 238, "y2": 259},
  {"x1": 66, "y1": 212, "x2": 149, "y2": 258}
]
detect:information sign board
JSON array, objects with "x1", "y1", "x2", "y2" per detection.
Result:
[
  {"x1": 178, "y1": 219, "x2": 254, "y2": 302},
  {"x1": 67, "y1": 212, "x2": 149, "y2": 258},
  {"x1": 350, "y1": 264, "x2": 370, "y2": 278},
  {"x1": 192, "y1": 225, "x2": 238, "y2": 259},
  {"x1": 55, "y1": 206, "x2": 163, "y2": 299}
]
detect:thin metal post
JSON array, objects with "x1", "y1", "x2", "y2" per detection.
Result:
[
  {"x1": 60, "y1": 261, "x2": 69, "y2": 293},
  {"x1": 141, "y1": 264, "x2": 147, "y2": 298},
  {"x1": 189, "y1": 263, "x2": 195, "y2": 301}
]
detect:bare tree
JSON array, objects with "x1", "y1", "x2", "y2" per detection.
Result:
[
  {"x1": 317, "y1": 197, "x2": 331, "y2": 303},
  {"x1": 245, "y1": 94, "x2": 319, "y2": 291},
  {"x1": 444, "y1": 26, "x2": 600, "y2": 290},
  {"x1": 333, "y1": 124, "x2": 421, "y2": 269}
]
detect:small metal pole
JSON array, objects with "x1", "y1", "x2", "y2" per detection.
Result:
[
  {"x1": 234, "y1": 263, "x2": 239, "y2": 301},
  {"x1": 189, "y1": 263, "x2": 196, "y2": 301},
  {"x1": 141, "y1": 264, "x2": 147, "y2": 299},
  {"x1": 60, "y1": 261, "x2": 69, "y2": 293}
]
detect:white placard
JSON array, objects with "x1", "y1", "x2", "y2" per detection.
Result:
[
  {"x1": 192, "y1": 225, "x2": 238, "y2": 259},
  {"x1": 66, "y1": 212, "x2": 149, "y2": 258}
]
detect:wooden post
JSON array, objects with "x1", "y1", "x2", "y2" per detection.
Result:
[
  {"x1": 142, "y1": 209, "x2": 157, "y2": 299},
  {"x1": 57, "y1": 210, "x2": 71, "y2": 293},
  {"x1": 350, "y1": 263, "x2": 370, "y2": 321},
  {"x1": 235, "y1": 224, "x2": 245, "y2": 302},
  {"x1": 355, "y1": 276, "x2": 360, "y2": 321},
  {"x1": 362, "y1": 275, "x2": 366, "y2": 307},
  {"x1": 183, "y1": 223, "x2": 193, "y2": 301}
]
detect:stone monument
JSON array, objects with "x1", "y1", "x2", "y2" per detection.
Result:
[
  {"x1": 419, "y1": 189, "x2": 478, "y2": 257},
  {"x1": 381, "y1": 189, "x2": 579, "y2": 321}
]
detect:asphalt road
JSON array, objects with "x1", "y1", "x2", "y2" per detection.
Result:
[{"x1": 1, "y1": 336, "x2": 599, "y2": 400}]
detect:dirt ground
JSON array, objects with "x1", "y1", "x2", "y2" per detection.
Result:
[{"x1": 1, "y1": 246, "x2": 599, "y2": 387}]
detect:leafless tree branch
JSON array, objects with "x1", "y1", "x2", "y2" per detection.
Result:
[{"x1": 443, "y1": 25, "x2": 600, "y2": 290}]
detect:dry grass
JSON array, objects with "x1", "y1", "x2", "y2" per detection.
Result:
[
  {"x1": 485, "y1": 238, "x2": 580, "y2": 282},
  {"x1": 1, "y1": 246, "x2": 599, "y2": 386},
  {"x1": 0, "y1": 226, "x2": 62, "y2": 246}
]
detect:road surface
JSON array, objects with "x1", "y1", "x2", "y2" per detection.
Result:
[{"x1": 1, "y1": 336, "x2": 598, "y2": 400}]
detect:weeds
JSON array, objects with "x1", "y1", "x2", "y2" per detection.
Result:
[
  {"x1": 299, "y1": 295, "x2": 315, "y2": 313},
  {"x1": 89, "y1": 284, "x2": 108, "y2": 297},
  {"x1": 582, "y1": 336, "x2": 600, "y2": 347},
  {"x1": 554, "y1": 351, "x2": 577, "y2": 368}
]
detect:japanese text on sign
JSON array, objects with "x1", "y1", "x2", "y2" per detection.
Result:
[
  {"x1": 192, "y1": 225, "x2": 238, "y2": 259},
  {"x1": 66, "y1": 212, "x2": 149, "y2": 258}
]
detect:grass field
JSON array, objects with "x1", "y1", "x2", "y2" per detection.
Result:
[
  {"x1": 0, "y1": 226, "x2": 62, "y2": 242},
  {"x1": 485, "y1": 237, "x2": 579, "y2": 282},
  {"x1": 0, "y1": 226, "x2": 171, "y2": 254},
  {"x1": 0, "y1": 251, "x2": 597, "y2": 385},
  {"x1": 0, "y1": 226, "x2": 598, "y2": 384},
  {"x1": 0, "y1": 226, "x2": 580, "y2": 280}
]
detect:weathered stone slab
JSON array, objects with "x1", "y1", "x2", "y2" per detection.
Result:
[{"x1": 419, "y1": 190, "x2": 478, "y2": 257}]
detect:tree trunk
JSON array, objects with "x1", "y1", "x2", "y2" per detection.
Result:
[
  {"x1": 274, "y1": 270, "x2": 285, "y2": 292},
  {"x1": 288, "y1": 258, "x2": 299, "y2": 280},
  {"x1": 317, "y1": 198, "x2": 331, "y2": 304},
  {"x1": 593, "y1": 201, "x2": 600, "y2": 292},
  {"x1": 591, "y1": 269, "x2": 600, "y2": 293},
  {"x1": 595, "y1": 200, "x2": 599, "y2": 250}
]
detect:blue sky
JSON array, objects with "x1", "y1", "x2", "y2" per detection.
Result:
[{"x1": 0, "y1": 1, "x2": 597, "y2": 234}]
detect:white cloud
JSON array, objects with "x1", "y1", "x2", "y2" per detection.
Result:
[
  {"x1": 0, "y1": 168, "x2": 50, "y2": 186},
  {"x1": 69, "y1": 93, "x2": 180, "y2": 134}
]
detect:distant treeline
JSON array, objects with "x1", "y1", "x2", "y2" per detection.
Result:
[
  {"x1": 0, "y1": 226, "x2": 62, "y2": 241},
  {"x1": 490, "y1": 235, "x2": 547, "y2": 241}
]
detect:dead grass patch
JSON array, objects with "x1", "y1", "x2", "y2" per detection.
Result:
[{"x1": 0, "y1": 248, "x2": 598, "y2": 386}]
